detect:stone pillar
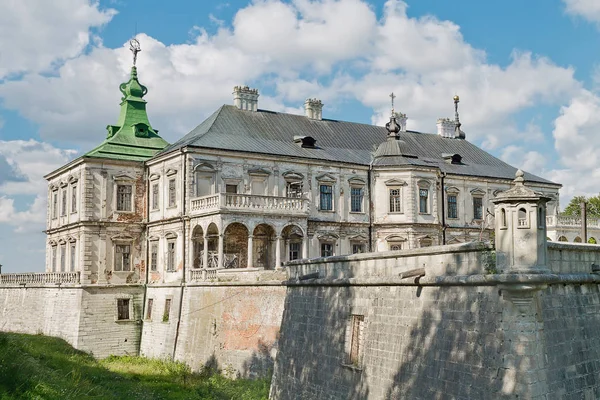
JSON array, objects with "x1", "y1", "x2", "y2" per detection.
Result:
[
  {"x1": 203, "y1": 236, "x2": 209, "y2": 268},
  {"x1": 217, "y1": 234, "x2": 224, "y2": 268},
  {"x1": 275, "y1": 236, "x2": 282, "y2": 269},
  {"x1": 302, "y1": 236, "x2": 308, "y2": 259},
  {"x1": 247, "y1": 235, "x2": 254, "y2": 268}
]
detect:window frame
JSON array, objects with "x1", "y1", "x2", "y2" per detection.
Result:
[
  {"x1": 447, "y1": 194, "x2": 458, "y2": 219},
  {"x1": 350, "y1": 186, "x2": 364, "y2": 213},
  {"x1": 61, "y1": 189, "x2": 67, "y2": 217},
  {"x1": 320, "y1": 242, "x2": 334, "y2": 257},
  {"x1": 389, "y1": 188, "x2": 403, "y2": 213},
  {"x1": 70, "y1": 184, "x2": 77, "y2": 214},
  {"x1": 472, "y1": 196, "x2": 484, "y2": 221},
  {"x1": 351, "y1": 243, "x2": 366, "y2": 254},
  {"x1": 114, "y1": 243, "x2": 132, "y2": 272},
  {"x1": 168, "y1": 178, "x2": 177, "y2": 208},
  {"x1": 59, "y1": 243, "x2": 66, "y2": 272},
  {"x1": 166, "y1": 238, "x2": 176, "y2": 272},
  {"x1": 146, "y1": 298, "x2": 154, "y2": 321},
  {"x1": 116, "y1": 184, "x2": 133, "y2": 212},
  {"x1": 51, "y1": 244, "x2": 57, "y2": 271},
  {"x1": 51, "y1": 190, "x2": 58, "y2": 220},
  {"x1": 319, "y1": 184, "x2": 334, "y2": 211},
  {"x1": 151, "y1": 182, "x2": 159, "y2": 210},
  {"x1": 288, "y1": 242, "x2": 301, "y2": 261},
  {"x1": 115, "y1": 298, "x2": 132, "y2": 321},
  {"x1": 69, "y1": 241, "x2": 76, "y2": 272},
  {"x1": 150, "y1": 241, "x2": 158, "y2": 272},
  {"x1": 163, "y1": 298, "x2": 172, "y2": 322}
]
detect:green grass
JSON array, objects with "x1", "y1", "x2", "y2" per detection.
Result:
[{"x1": 0, "y1": 332, "x2": 270, "y2": 399}]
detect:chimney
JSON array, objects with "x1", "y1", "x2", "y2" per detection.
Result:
[
  {"x1": 437, "y1": 118, "x2": 456, "y2": 138},
  {"x1": 304, "y1": 98, "x2": 323, "y2": 120},
  {"x1": 233, "y1": 86, "x2": 259, "y2": 111}
]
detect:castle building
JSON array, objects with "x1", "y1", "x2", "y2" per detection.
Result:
[{"x1": 44, "y1": 52, "x2": 561, "y2": 287}]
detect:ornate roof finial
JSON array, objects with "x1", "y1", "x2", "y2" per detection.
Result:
[
  {"x1": 129, "y1": 38, "x2": 141, "y2": 67},
  {"x1": 453, "y1": 94, "x2": 466, "y2": 139},
  {"x1": 390, "y1": 92, "x2": 396, "y2": 116}
]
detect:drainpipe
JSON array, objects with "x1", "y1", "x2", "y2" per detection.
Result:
[
  {"x1": 172, "y1": 148, "x2": 187, "y2": 361},
  {"x1": 582, "y1": 200, "x2": 588, "y2": 243},
  {"x1": 440, "y1": 172, "x2": 446, "y2": 245},
  {"x1": 368, "y1": 162, "x2": 374, "y2": 252}
]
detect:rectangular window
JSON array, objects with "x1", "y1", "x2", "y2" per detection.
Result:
[
  {"x1": 150, "y1": 243, "x2": 158, "y2": 271},
  {"x1": 60, "y1": 244, "x2": 66, "y2": 272},
  {"x1": 116, "y1": 185, "x2": 132, "y2": 211},
  {"x1": 196, "y1": 174, "x2": 212, "y2": 197},
  {"x1": 51, "y1": 245, "x2": 57, "y2": 271},
  {"x1": 286, "y1": 181, "x2": 303, "y2": 198},
  {"x1": 163, "y1": 299, "x2": 172, "y2": 322},
  {"x1": 117, "y1": 299, "x2": 130, "y2": 320},
  {"x1": 167, "y1": 240, "x2": 176, "y2": 272},
  {"x1": 251, "y1": 179, "x2": 265, "y2": 195},
  {"x1": 168, "y1": 179, "x2": 176, "y2": 207},
  {"x1": 473, "y1": 197, "x2": 483, "y2": 220},
  {"x1": 320, "y1": 185, "x2": 333, "y2": 211},
  {"x1": 225, "y1": 184, "x2": 237, "y2": 194},
  {"x1": 146, "y1": 299, "x2": 153, "y2": 320},
  {"x1": 61, "y1": 189, "x2": 67, "y2": 216},
  {"x1": 151, "y1": 183, "x2": 159, "y2": 210},
  {"x1": 115, "y1": 244, "x2": 131, "y2": 271},
  {"x1": 70, "y1": 243, "x2": 76, "y2": 272},
  {"x1": 350, "y1": 187, "x2": 363, "y2": 212},
  {"x1": 346, "y1": 315, "x2": 365, "y2": 366},
  {"x1": 71, "y1": 185, "x2": 77, "y2": 213},
  {"x1": 289, "y1": 242, "x2": 301, "y2": 261},
  {"x1": 389, "y1": 188, "x2": 402, "y2": 213},
  {"x1": 321, "y1": 243, "x2": 333, "y2": 257},
  {"x1": 52, "y1": 191, "x2": 58, "y2": 219},
  {"x1": 419, "y1": 189, "x2": 428, "y2": 214},
  {"x1": 352, "y1": 243, "x2": 365, "y2": 254},
  {"x1": 447, "y1": 195, "x2": 458, "y2": 219}
]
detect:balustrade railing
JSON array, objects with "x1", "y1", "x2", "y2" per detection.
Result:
[
  {"x1": 0, "y1": 272, "x2": 80, "y2": 285},
  {"x1": 190, "y1": 193, "x2": 307, "y2": 214},
  {"x1": 547, "y1": 215, "x2": 600, "y2": 228}
]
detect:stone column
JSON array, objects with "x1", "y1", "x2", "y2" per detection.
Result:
[
  {"x1": 275, "y1": 236, "x2": 282, "y2": 269},
  {"x1": 217, "y1": 234, "x2": 224, "y2": 268},
  {"x1": 203, "y1": 236, "x2": 209, "y2": 268},
  {"x1": 247, "y1": 235, "x2": 254, "y2": 268},
  {"x1": 302, "y1": 236, "x2": 308, "y2": 259}
]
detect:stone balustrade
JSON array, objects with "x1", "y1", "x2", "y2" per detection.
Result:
[
  {"x1": 0, "y1": 271, "x2": 80, "y2": 285},
  {"x1": 190, "y1": 193, "x2": 308, "y2": 215},
  {"x1": 546, "y1": 215, "x2": 600, "y2": 228}
]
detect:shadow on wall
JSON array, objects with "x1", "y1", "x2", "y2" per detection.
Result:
[
  {"x1": 241, "y1": 339, "x2": 274, "y2": 379},
  {"x1": 271, "y1": 250, "x2": 516, "y2": 399}
]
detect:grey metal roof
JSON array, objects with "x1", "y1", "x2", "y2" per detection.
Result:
[{"x1": 157, "y1": 105, "x2": 557, "y2": 185}]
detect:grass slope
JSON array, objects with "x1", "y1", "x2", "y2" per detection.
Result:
[{"x1": 0, "y1": 332, "x2": 269, "y2": 399}]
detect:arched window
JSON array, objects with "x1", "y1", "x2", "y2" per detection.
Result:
[
  {"x1": 518, "y1": 208, "x2": 528, "y2": 228},
  {"x1": 588, "y1": 237, "x2": 597, "y2": 244},
  {"x1": 500, "y1": 208, "x2": 507, "y2": 228},
  {"x1": 558, "y1": 236, "x2": 568, "y2": 242},
  {"x1": 574, "y1": 236, "x2": 583, "y2": 243}
]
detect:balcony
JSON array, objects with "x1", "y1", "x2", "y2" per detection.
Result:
[
  {"x1": 190, "y1": 193, "x2": 308, "y2": 216},
  {"x1": 546, "y1": 215, "x2": 600, "y2": 229},
  {"x1": 0, "y1": 272, "x2": 80, "y2": 285}
]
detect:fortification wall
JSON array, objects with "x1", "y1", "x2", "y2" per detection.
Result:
[
  {"x1": 139, "y1": 285, "x2": 183, "y2": 359},
  {"x1": 271, "y1": 242, "x2": 600, "y2": 399},
  {"x1": 173, "y1": 283, "x2": 286, "y2": 377},
  {"x1": 0, "y1": 287, "x2": 82, "y2": 347}
]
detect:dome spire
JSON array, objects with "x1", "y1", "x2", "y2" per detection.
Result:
[
  {"x1": 453, "y1": 94, "x2": 465, "y2": 139},
  {"x1": 385, "y1": 92, "x2": 400, "y2": 136}
]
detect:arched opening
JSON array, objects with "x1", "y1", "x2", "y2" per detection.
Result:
[
  {"x1": 518, "y1": 208, "x2": 527, "y2": 227},
  {"x1": 558, "y1": 236, "x2": 568, "y2": 242},
  {"x1": 206, "y1": 223, "x2": 219, "y2": 268},
  {"x1": 588, "y1": 237, "x2": 597, "y2": 244},
  {"x1": 253, "y1": 224, "x2": 275, "y2": 269},
  {"x1": 574, "y1": 236, "x2": 583, "y2": 243},
  {"x1": 281, "y1": 225, "x2": 304, "y2": 261},
  {"x1": 191, "y1": 225, "x2": 204, "y2": 269},
  {"x1": 547, "y1": 237, "x2": 552, "y2": 241},
  {"x1": 501, "y1": 208, "x2": 507, "y2": 228},
  {"x1": 419, "y1": 236, "x2": 433, "y2": 248},
  {"x1": 223, "y1": 223, "x2": 249, "y2": 269}
]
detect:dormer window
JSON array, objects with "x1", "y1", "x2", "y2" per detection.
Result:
[
  {"x1": 442, "y1": 153, "x2": 462, "y2": 165},
  {"x1": 133, "y1": 123, "x2": 150, "y2": 138},
  {"x1": 294, "y1": 136, "x2": 317, "y2": 148}
]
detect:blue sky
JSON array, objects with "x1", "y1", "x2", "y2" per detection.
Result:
[{"x1": 1, "y1": 0, "x2": 600, "y2": 272}]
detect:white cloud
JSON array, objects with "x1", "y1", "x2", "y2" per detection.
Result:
[
  {"x1": 0, "y1": 0, "x2": 116, "y2": 79},
  {"x1": 563, "y1": 0, "x2": 600, "y2": 24}
]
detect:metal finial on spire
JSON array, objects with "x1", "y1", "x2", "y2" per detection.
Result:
[
  {"x1": 129, "y1": 38, "x2": 141, "y2": 66},
  {"x1": 390, "y1": 92, "x2": 396, "y2": 115}
]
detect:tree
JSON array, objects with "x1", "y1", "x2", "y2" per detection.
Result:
[{"x1": 562, "y1": 195, "x2": 600, "y2": 218}]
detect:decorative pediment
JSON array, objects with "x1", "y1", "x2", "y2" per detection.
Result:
[
  {"x1": 166, "y1": 169, "x2": 178, "y2": 177},
  {"x1": 445, "y1": 186, "x2": 460, "y2": 194},
  {"x1": 111, "y1": 233, "x2": 134, "y2": 241},
  {"x1": 48, "y1": 240, "x2": 57, "y2": 246},
  {"x1": 67, "y1": 236, "x2": 77, "y2": 243},
  {"x1": 67, "y1": 175, "x2": 79, "y2": 184},
  {"x1": 417, "y1": 179, "x2": 432, "y2": 188},
  {"x1": 385, "y1": 234, "x2": 407, "y2": 242},
  {"x1": 194, "y1": 162, "x2": 216, "y2": 172},
  {"x1": 58, "y1": 238, "x2": 67, "y2": 244},
  {"x1": 348, "y1": 233, "x2": 368, "y2": 241},
  {"x1": 148, "y1": 236, "x2": 160, "y2": 242},
  {"x1": 316, "y1": 231, "x2": 339, "y2": 240},
  {"x1": 59, "y1": 181, "x2": 68, "y2": 188},
  {"x1": 248, "y1": 167, "x2": 271, "y2": 177},
  {"x1": 149, "y1": 173, "x2": 160, "y2": 181},
  {"x1": 470, "y1": 188, "x2": 486, "y2": 196},
  {"x1": 49, "y1": 184, "x2": 58, "y2": 191},
  {"x1": 113, "y1": 172, "x2": 136, "y2": 182},
  {"x1": 164, "y1": 232, "x2": 178, "y2": 239},
  {"x1": 348, "y1": 177, "x2": 366, "y2": 186},
  {"x1": 384, "y1": 179, "x2": 407, "y2": 186},
  {"x1": 446, "y1": 236, "x2": 463, "y2": 244},
  {"x1": 316, "y1": 173, "x2": 336, "y2": 183},
  {"x1": 282, "y1": 171, "x2": 304, "y2": 182}
]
